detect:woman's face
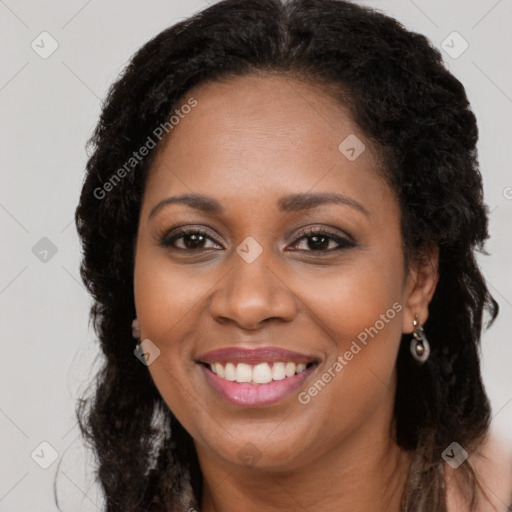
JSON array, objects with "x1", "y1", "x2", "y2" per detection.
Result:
[{"x1": 134, "y1": 73, "x2": 434, "y2": 471}]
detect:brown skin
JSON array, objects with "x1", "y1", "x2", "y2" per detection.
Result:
[{"x1": 133, "y1": 73, "x2": 439, "y2": 512}]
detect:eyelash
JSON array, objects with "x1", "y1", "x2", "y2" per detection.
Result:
[{"x1": 158, "y1": 226, "x2": 356, "y2": 254}]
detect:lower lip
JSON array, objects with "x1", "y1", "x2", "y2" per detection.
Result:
[{"x1": 199, "y1": 363, "x2": 317, "y2": 407}]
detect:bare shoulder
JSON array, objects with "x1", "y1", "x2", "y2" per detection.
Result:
[{"x1": 445, "y1": 432, "x2": 512, "y2": 512}]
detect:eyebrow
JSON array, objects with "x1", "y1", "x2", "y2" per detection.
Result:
[{"x1": 148, "y1": 192, "x2": 369, "y2": 220}]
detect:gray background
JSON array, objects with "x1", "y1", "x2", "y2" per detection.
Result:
[{"x1": 1, "y1": 0, "x2": 511, "y2": 510}]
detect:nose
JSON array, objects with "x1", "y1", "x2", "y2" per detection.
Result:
[{"x1": 208, "y1": 249, "x2": 298, "y2": 331}]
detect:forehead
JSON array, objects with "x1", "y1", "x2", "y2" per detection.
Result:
[{"x1": 143, "y1": 73, "x2": 392, "y2": 218}]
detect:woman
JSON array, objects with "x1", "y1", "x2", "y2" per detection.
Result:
[{"x1": 73, "y1": 0, "x2": 511, "y2": 510}]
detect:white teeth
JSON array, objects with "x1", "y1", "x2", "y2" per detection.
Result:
[
  {"x1": 224, "y1": 362, "x2": 236, "y2": 381},
  {"x1": 207, "y1": 361, "x2": 313, "y2": 384},
  {"x1": 214, "y1": 362, "x2": 225, "y2": 378},
  {"x1": 252, "y1": 363, "x2": 273, "y2": 384},
  {"x1": 271, "y1": 362, "x2": 286, "y2": 380},
  {"x1": 235, "y1": 363, "x2": 252, "y2": 383},
  {"x1": 296, "y1": 363, "x2": 306, "y2": 374},
  {"x1": 285, "y1": 362, "x2": 296, "y2": 378}
]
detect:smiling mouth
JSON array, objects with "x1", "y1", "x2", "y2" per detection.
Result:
[{"x1": 199, "y1": 361, "x2": 319, "y2": 385}]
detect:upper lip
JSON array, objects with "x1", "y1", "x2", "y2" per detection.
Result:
[{"x1": 197, "y1": 346, "x2": 319, "y2": 365}]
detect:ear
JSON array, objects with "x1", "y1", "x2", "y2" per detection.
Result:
[{"x1": 401, "y1": 245, "x2": 439, "y2": 334}]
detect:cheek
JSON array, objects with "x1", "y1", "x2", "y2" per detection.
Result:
[
  {"x1": 133, "y1": 250, "x2": 205, "y2": 436},
  {"x1": 134, "y1": 243, "x2": 205, "y2": 346},
  {"x1": 298, "y1": 249, "x2": 404, "y2": 338},
  {"x1": 295, "y1": 249, "x2": 405, "y2": 392},
  {"x1": 292, "y1": 265, "x2": 404, "y2": 444}
]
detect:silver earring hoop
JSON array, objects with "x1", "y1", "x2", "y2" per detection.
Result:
[{"x1": 410, "y1": 316, "x2": 430, "y2": 364}]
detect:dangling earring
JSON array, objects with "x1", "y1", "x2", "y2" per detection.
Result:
[
  {"x1": 132, "y1": 318, "x2": 140, "y2": 340},
  {"x1": 410, "y1": 315, "x2": 430, "y2": 364}
]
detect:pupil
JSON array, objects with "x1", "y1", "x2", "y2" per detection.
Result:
[
  {"x1": 308, "y1": 235, "x2": 328, "y2": 250},
  {"x1": 184, "y1": 233, "x2": 204, "y2": 249}
]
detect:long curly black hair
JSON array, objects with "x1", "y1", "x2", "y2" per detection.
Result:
[{"x1": 69, "y1": 0, "x2": 499, "y2": 510}]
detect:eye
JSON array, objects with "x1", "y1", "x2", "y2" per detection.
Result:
[
  {"x1": 158, "y1": 226, "x2": 356, "y2": 253},
  {"x1": 288, "y1": 227, "x2": 356, "y2": 253},
  {"x1": 159, "y1": 227, "x2": 222, "y2": 251}
]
